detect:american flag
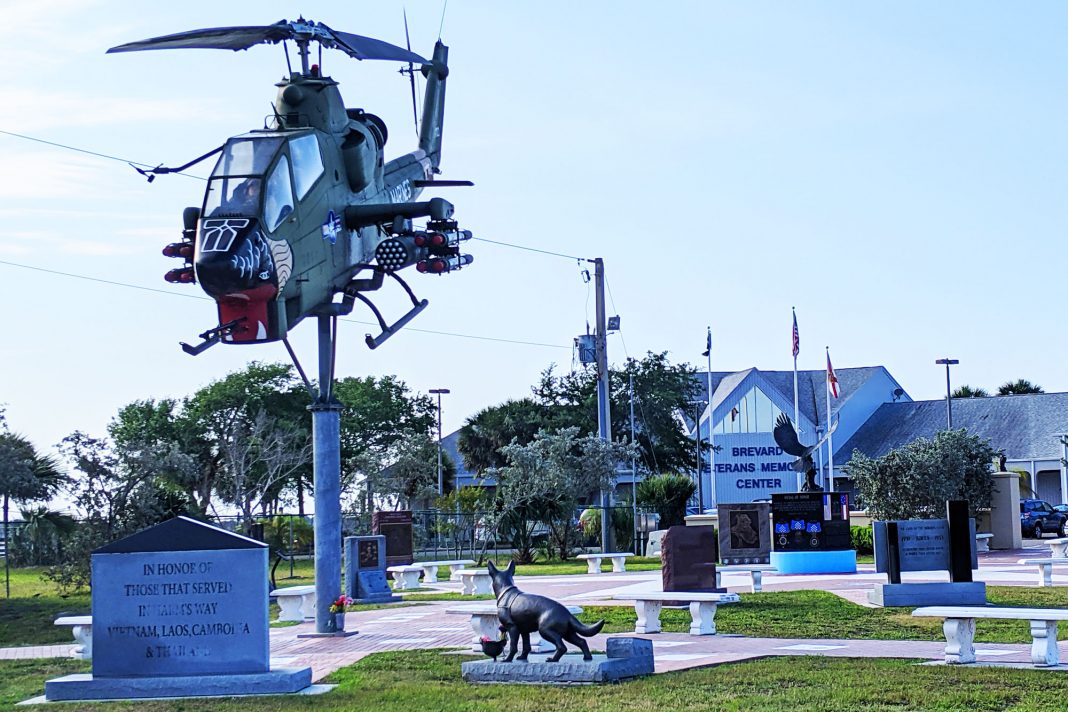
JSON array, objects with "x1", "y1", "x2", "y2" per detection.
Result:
[
  {"x1": 791, "y1": 310, "x2": 799, "y2": 358},
  {"x1": 827, "y1": 350, "x2": 839, "y2": 398}
]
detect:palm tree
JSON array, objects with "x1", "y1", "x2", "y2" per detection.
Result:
[
  {"x1": 0, "y1": 432, "x2": 66, "y2": 597},
  {"x1": 952, "y1": 385, "x2": 989, "y2": 398},
  {"x1": 17, "y1": 506, "x2": 76, "y2": 566},
  {"x1": 998, "y1": 379, "x2": 1044, "y2": 395}
]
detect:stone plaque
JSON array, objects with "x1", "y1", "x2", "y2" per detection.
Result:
[
  {"x1": 772, "y1": 492, "x2": 851, "y2": 552},
  {"x1": 661, "y1": 525, "x2": 722, "y2": 593},
  {"x1": 874, "y1": 518, "x2": 977, "y2": 575},
  {"x1": 717, "y1": 503, "x2": 771, "y2": 564},
  {"x1": 372, "y1": 510, "x2": 414, "y2": 566},
  {"x1": 90, "y1": 517, "x2": 269, "y2": 678},
  {"x1": 344, "y1": 534, "x2": 399, "y2": 604}
]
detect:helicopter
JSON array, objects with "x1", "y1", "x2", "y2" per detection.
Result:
[{"x1": 108, "y1": 18, "x2": 475, "y2": 355}]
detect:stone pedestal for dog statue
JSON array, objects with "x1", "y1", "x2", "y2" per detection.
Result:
[{"x1": 461, "y1": 637, "x2": 654, "y2": 684}]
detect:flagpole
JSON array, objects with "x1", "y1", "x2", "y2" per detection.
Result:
[
  {"x1": 706, "y1": 326, "x2": 715, "y2": 510},
  {"x1": 792, "y1": 308, "x2": 800, "y2": 491},
  {"x1": 826, "y1": 346, "x2": 834, "y2": 492}
]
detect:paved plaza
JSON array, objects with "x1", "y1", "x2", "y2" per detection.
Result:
[{"x1": 6, "y1": 541, "x2": 1068, "y2": 682}]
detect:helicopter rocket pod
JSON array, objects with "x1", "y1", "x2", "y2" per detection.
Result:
[{"x1": 109, "y1": 19, "x2": 475, "y2": 354}]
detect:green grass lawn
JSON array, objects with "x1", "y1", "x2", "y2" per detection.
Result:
[
  {"x1": 583, "y1": 587, "x2": 1068, "y2": 643},
  {"x1": 7, "y1": 650, "x2": 1068, "y2": 711},
  {"x1": 487, "y1": 556, "x2": 663, "y2": 577},
  {"x1": 0, "y1": 568, "x2": 91, "y2": 647},
  {"x1": 401, "y1": 592, "x2": 494, "y2": 602}
]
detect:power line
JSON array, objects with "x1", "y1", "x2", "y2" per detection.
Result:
[
  {"x1": 471, "y1": 237, "x2": 587, "y2": 262},
  {"x1": 2, "y1": 126, "x2": 593, "y2": 263},
  {"x1": 0, "y1": 259, "x2": 569, "y2": 350},
  {"x1": 0, "y1": 129, "x2": 206, "y2": 181}
]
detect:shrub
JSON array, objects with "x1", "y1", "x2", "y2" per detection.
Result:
[
  {"x1": 636, "y1": 473, "x2": 696, "y2": 529},
  {"x1": 850, "y1": 525, "x2": 874, "y2": 555}
]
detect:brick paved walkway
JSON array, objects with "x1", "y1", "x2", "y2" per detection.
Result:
[{"x1": 5, "y1": 542, "x2": 1067, "y2": 681}]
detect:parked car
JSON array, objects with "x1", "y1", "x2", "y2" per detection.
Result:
[{"x1": 1020, "y1": 499, "x2": 1068, "y2": 538}]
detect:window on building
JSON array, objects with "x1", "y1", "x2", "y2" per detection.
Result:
[{"x1": 713, "y1": 386, "x2": 785, "y2": 435}]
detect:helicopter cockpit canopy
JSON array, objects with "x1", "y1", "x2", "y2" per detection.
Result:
[{"x1": 204, "y1": 133, "x2": 322, "y2": 232}]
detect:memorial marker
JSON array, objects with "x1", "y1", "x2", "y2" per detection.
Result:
[
  {"x1": 345, "y1": 534, "x2": 400, "y2": 604},
  {"x1": 717, "y1": 502, "x2": 771, "y2": 564},
  {"x1": 44, "y1": 517, "x2": 311, "y2": 701}
]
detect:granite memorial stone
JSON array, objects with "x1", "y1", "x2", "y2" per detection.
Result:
[
  {"x1": 344, "y1": 535, "x2": 400, "y2": 604},
  {"x1": 661, "y1": 525, "x2": 723, "y2": 593},
  {"x1": 372, "y1": 510, "x2": 414, "y2": 567},
  {"x1": 772, "y1": 492, "x2": 851, "y2": 551},
  {"x1": 869, "y1": 501, "x2": 986, "y2": 607},
  {"x1": 718, "y1": 503, "x2": 771, "y2": 564},
  {"x1": 44, "y1": 517, "x2": 311, "y2": 701}
]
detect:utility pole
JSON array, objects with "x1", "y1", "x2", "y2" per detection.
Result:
[
  {"x1": 591, "y1": 258, "x2": 614, "y2": 553},
  {"x1": 629, "y1": 373, "x2": 638, "y2": 555},
  {"x1": 935, "y1": 358, "x2": 959, "y2": 429},
  {"x1": 430, "y1": 388, "x2": 450, "y2": 496}
]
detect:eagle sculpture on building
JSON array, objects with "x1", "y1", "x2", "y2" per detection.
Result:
[{"x1": 773, "y1": 413, "x2": 839, "y2": 492}]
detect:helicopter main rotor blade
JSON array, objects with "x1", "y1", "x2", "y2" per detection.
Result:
[
  {"x1": 107, "y1": 19, "x2": 428, "y2": 64},
  {"x1": 107, "y1": 25, "x2": 292, "y2": 53}
]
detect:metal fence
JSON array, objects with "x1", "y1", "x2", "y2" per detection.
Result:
[{"x1": 2, "y1": 505, "x2": 663, "y2": 567}]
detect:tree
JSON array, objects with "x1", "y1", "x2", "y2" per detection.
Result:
[
  {"x1": 458, "y1": 398, "x2": 552, "y2": 474},
  {"x1": 532, "y1": 352, "x2": 705, "y2": 474},
  {"x1": 998, "y1": 379, "x2": 1044, "y2": 395},
  {"x1": 0, "y1": 412, "x2": 66, "y2": 596},
  {"x1": 636, "y1": 473, "x2": 696, "y2": 529},
  {"x1": 215, "y1": 409, "x2": 312, "y2": 526},
  {"x1": 13, "y1": 506, "x2": 76, "y2": 567},
  {"x1": 370, "y1": 432, "x2": 455, "y2": 510},
  {"x1": 952, "y1": 385, "x2": 989, "y2": 398},
  {"x1": 845, "y1": 429, "x2": 997, "y2": 520},
  {"x1": 333, "y1": 375, "x2": 437, "y2": 511},
  {"x1": 481, "y1": 427, "x2": 635, "y2": 563}
]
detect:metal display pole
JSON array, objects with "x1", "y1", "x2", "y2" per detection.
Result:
[{"x1": 311, "y1": 315, "x2": 343, "y2": 635}]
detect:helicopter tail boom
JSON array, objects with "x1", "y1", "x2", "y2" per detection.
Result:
[{"x1": 418, "y1": 41, "x2": 449, "y2": 169}]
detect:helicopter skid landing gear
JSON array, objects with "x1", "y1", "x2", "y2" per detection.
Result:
[
  {"x1": 180, "y1": 318, "x2": 246, "y2": 356},
  {"x1": 350, "y1": 271, "x2": 428, "y2": 350}
]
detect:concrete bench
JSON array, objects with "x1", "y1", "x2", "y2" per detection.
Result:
[
  {"x1": 446, "y1": 604, "x2": 583, "y2": 652},
  {"x1": 715, "y1": 564, "x2": 777, "y2": 593},
  {"x1": 54, "y1": 616, "x2": 93, "y2": 659},
  {"x1": 416, "y1": 559, "x2": 476, "y2": 584},
  {"x1": 913, "y1": 606, "x2": 1068, "y2": 666},
  {"x1": 1017, "y1": 558, "x2": 1068, "y2": 587},
  {"x1": 387, "y1": 565, "x2": 425, "y2": 591},
  {"x1": 614, "y1": 592, "x2": 741, "y2": 635},
  {"x1": 1046, "y1": 538, "x2": 1068, "y2": 558},
  {"x1": 576, "y1": 552, "x2": 634, "y2": 574},
  {"x1": 975, "y1": 533, "x2": 994, "y2": 552},
  {"x1": 270, "y1": 585, "x2": 316, "y2": 622},
  {"x1": 456, "y1": 569, "x2": 493, "y2": 595}
]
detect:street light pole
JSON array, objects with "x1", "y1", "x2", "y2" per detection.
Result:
[
  {"x1": 935, "y1": 359, "x2": 959, "y2": 429},
  {"x1": 430, "y1": 388, "x2": 450, "y2": 496}
]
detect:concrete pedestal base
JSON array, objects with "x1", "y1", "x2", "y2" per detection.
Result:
[
  {"x1": 770, "y1": 550, "x2": 857, "y2": 574},
  {"x1": 868, "y1": 581, "x2": 988, "y2": 607},
  {"x1": 44, "y1": 666, "x2": 312, "y2": 701},
  {"x1": 461, "y1": 637, "x2": 653, "y2": 685}
]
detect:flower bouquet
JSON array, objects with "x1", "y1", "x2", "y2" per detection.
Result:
[{"x1": 329, "y1": 595, "x2": 354, "y2": 614}]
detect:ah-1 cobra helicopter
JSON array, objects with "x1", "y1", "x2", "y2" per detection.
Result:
[{"x1": 108, "y1": 18, "x2": 474, "y2": 355}]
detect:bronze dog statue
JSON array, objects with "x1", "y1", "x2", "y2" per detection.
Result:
[{"x1": 487, "y1": 560, "x2": 605, "y2": 662}]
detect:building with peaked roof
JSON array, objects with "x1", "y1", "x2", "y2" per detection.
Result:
[
  {"x1": 442, "y1": 364, "x2": 1068, "y2": 510},
  {"x1": 689, "y1": 366, "x2": 910, "y2": 508},
  {"x1": 837, "y1": 393, "x2": 1068, "y2": 505}
]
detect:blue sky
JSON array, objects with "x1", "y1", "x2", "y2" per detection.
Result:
[{"x1": 2, "y1": 0, "x2": 1066, "y2": 458}]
